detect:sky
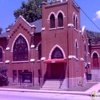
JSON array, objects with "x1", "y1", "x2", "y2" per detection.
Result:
[{"x1": 0, "y1": 0, "x2": 100, "y2": 32}]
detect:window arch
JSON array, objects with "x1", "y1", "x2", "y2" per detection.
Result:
[
  {"x1": 49, "y1": 45, "x2": 66, "y2": 59},
  {"x1": 13, "y1": 35, "x2": 28, "y2": 61},
  {"x1": 58, "y1": 13, "x2": 63, "y2": 27},
  {"x1": 50, "y1": 14, "x2": 55, "y2": 28},
  {"x1": 93, "y1": 53, "x2": 99, "y2": 68},
  {"x1": 75, "y1": 40, "x2": 78, "y2": 58},
  {"x1": 51, "y1": 47, "x2": 63, "y2": 59},
  {"x1": 0, "y1": 48, "x2": 2, "y2": 62}
]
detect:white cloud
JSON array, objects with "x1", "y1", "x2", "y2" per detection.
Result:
[
  {"x1": 93, "y1": 10, "x2": 100, "y2": 21},
  {"x1": 92, "y1": 18, "x2": 96, "y2": 21},
  {"x1": 96, "y1": 10, "x2": 100, "y2": 19}
]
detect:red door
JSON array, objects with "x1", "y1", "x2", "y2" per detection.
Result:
[
  {"x1": 51, "y1": 63, "x2": 64, "y2": 79},
  {"x1": 93, "y1": 58, "x2": 99, "y2": 68}
]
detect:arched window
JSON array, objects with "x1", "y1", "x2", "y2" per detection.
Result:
[
  {"x1": 84, "y1": 44, "x2": 87, "y2": 62},
  {"x1": 38, "y1": 43, "x2": 41, "y2": 60},
  {"x1": 76, "y1": 17, "x2": 78, "y2": 29},
  {"x1": 0, "y1": 48, "x2": 2, "y2": 62},
  {"x1": 13, "y1": 35, "x2": 28, "y2": 61},
  {"x1": 75, "y1": 41, "x2": 78, "y2": 58},
  {"x1": 58, "y1": 13, "x2": 63, "y2": 27},
  {"x1": 73, "y1": 15, "x2": 75, "y2": 28},
  {"x1": 51, "y1": 47, "x2": 63, "y2": 59},
  {"x1": 93, "y1": 53, "x2": 99, "y2": 68},
  {"x1": 50, "y1": 14, "x2": 55, "y2": 28}
]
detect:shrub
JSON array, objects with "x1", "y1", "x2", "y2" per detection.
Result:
[{"x1": 0, "y1": 66, "x2": 9, "y2": 86}]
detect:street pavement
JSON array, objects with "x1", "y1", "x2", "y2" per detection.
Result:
[{"x1": 0, "y1": 91, "x2": 96, "y2": 100}]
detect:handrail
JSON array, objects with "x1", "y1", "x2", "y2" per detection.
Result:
[{"x1": 59, "y1": 71, "x2": 65, "y2": 88}]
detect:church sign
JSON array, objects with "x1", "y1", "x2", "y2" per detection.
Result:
[{"x1": 22, "y1": 72, "x2": 32, "y2": 83}]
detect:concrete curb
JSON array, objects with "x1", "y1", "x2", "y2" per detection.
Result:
[{"x1": 0, "y1": 88, "x2": 91, "y2": 96}]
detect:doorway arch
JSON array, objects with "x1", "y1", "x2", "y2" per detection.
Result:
[{"x1": 47, "y1": 46, "x2": 66, "y2": 79}]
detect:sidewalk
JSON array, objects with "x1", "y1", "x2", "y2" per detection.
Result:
[
  {"x1": 0, "y1": 87, "x2": 91, "y2": 96},
  {"x1": 66, "y1": 82, "x2": 99, "y2": 92},
  {"x1": 0, "y1": 82, "x2": 100, "y2": 96},
  {"x1": 85, "y1": 82, "x2": 100, "y2": 93}
]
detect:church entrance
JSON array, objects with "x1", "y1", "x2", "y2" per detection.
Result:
[
  {"x1": 44, "y1": 46, "x2": 67, "y2": 80},
  {"x1": 51, "y1": 63, "x2": 64, "y2": 79}
]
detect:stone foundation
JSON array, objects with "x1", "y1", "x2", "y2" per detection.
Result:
[
  {"x1": 91, "y1": 69, "x2": 100, "y2": 82},
  {"x1": 60, "y1": 79, "x2": 68, "y2": 90},
  {"x1": 8, "y1": 77, "x2": 39, "y2": 86},
  {"x1": 34, "y1": 78, "x2": 39, "y2": 85},
  {"x1": 60, "y1": 77, "x2": 86, "y2": 90}
]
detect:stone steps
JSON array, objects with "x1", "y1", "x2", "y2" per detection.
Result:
[{"x1": 41, "y1": 80, "x2": 61, "y2": 90}]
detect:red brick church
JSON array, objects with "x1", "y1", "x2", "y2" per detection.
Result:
[{"x1": 0, "y1": 0, "x2": 99, "y2": 89}]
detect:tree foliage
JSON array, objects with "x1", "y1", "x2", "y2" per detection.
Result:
[
  {"x1": 6, "y1": 24, "x2": 13, "y2": 30},
  {"x1": 0, "y1": 27, "x2": 3, "y2": 34},
  {"x1": 0, "y1": 66, "x2": 9, "y2": 86},
  {"x1": 14, "y1": 0, "x2": 47, "y2": 23},
  {"x1": 86, "y1": 30, "x2": 100, "y2": 44}
]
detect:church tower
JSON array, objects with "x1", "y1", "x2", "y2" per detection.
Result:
[{"x1": 41, "y1": 0, "x2": 86, "y2": 89}]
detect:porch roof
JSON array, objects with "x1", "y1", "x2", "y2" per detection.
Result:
[{"x1": 44, "y1": 59, "x2": 67, "y2": 63}]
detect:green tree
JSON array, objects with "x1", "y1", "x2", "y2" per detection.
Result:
[
  {"x1": 6, "y1": 24, "x2": 13, "y2": 30},
  {"x1": 0, "y1": 66, "x2": 9, "y2": 86},
  {"x1": 14, "y1": 0, "x2": 47, "y2": 23},
  {"x1": 0, "y1": 27, "x2": 3, "y2": 34},
  {"x1": 86, "y1": 30, "x2": 100, "y2": 44}
]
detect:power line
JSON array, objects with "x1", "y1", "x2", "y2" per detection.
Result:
[{"x1": 74, "y1": 0, "x2": 100, "y2": 31}]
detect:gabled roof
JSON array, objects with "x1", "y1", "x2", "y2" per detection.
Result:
[
  {"x1": 30, "y1": 19, "x2": 42, "y2": 33},
  {"x1": 15, "y1": 15, "x2": 36, "y2": 28},
  {"x1": 0, "y1": 17, "x2": 42, "y2": 39},
  {"x1": 6, "y1": 15, "x2": 36, "y2": 34}
]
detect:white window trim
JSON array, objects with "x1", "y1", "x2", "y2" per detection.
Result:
[
  {"x1": 68, "y1": 55, "x2": 79, "y2": 60},
  {"x1": 12, "y1": 61, "x2": 29, "y2": 63},
  {"x1": 30, "y1": 59, "x2": 35, "y2": 62},
  {"x1": 56, "y1": 10, "x2": 66, "y2": 18},
  {"x1": 49, "y1": 44, "x2": 66, "y2": 59},
  {"x1": 47, "y1": 12, "x2": 56, "y2": 20},
  {"x1": 5, "y1": 60, "x2": 10, "y2": 63},
  {"x1": 6, "y1": 47, "x2": 10, "y2": 50},
  {"x1": 41, "y1": 57, "x2": 46, "y2": 61},
  {"x1": 11, "y1": 33, "x2": 30, "y2": 52},
  {"x1": 68, "y1": 23, "x2": 74, "y2": 28},
  {"x1": 36, "y1": 42, "x2": 41, "y2": 50},
  {"x1": 91, "y1": 51, "x2": 100, "y2": 58},
  {"x1": 31, "y1": 45, "x2": 35, "y2": 48},
  {"x1": 57, "y1": 26, "x2": 64, "y2": 29},
  {"x1": 80, "y1": 58, "x2": 84, "y2": 61}
]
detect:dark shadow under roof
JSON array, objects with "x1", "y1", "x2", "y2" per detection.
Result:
[{"x1": 30, "y1": 19, "x2": 42, "y2": 33}]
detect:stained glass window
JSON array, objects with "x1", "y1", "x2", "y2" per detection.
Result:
[
  {"x1": 13, "y1": 35, "x2": 28, "y2": 61},
  {"x1": 51, "y1": 47, "x2": 63, "y2": 59}
]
